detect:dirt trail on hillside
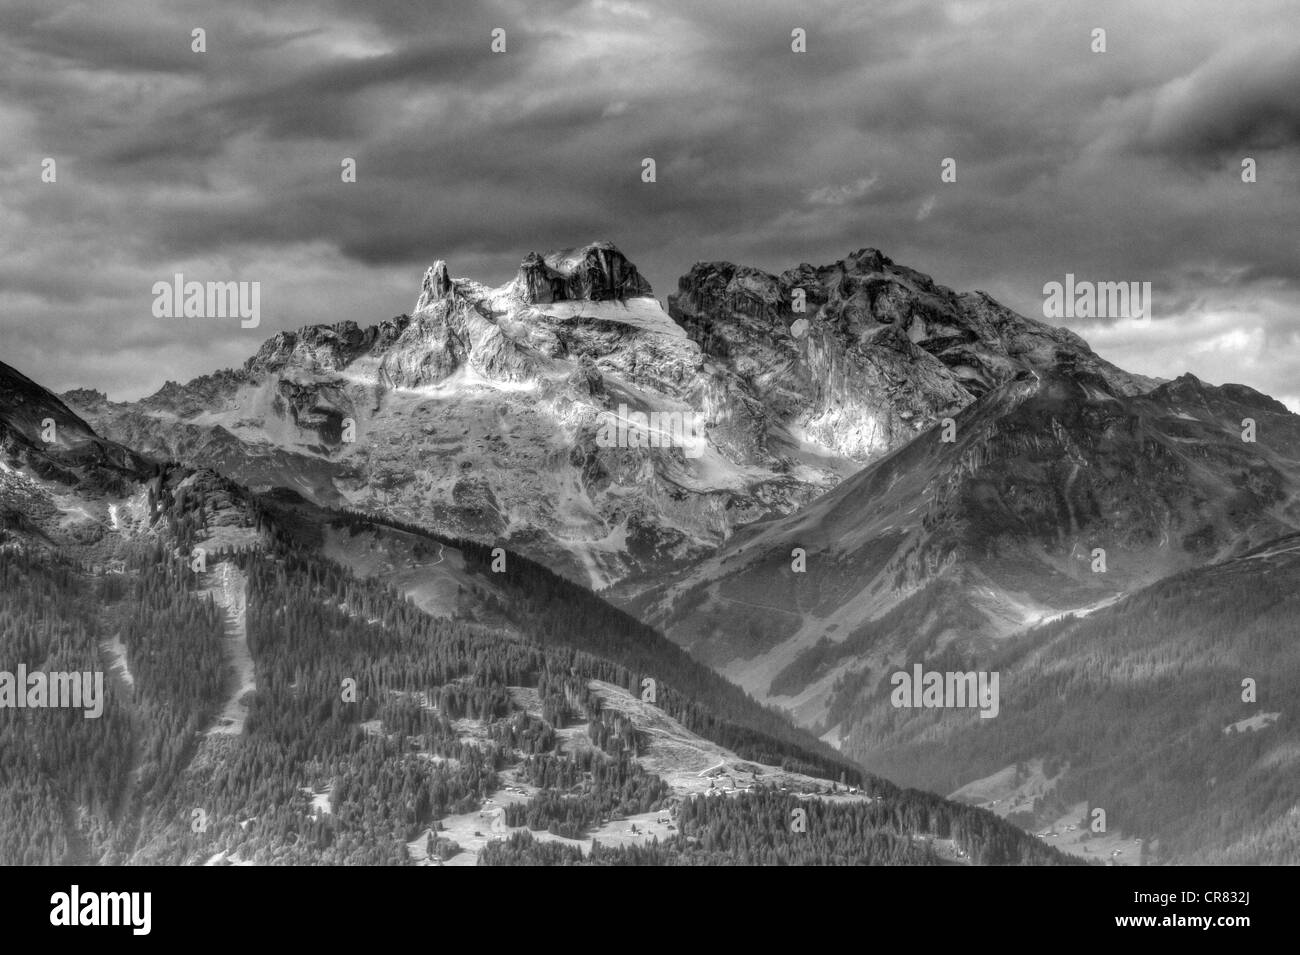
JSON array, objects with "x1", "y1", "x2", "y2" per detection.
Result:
[{"x1": 204, "y1": 561, "x2": 254, "y2": 736}]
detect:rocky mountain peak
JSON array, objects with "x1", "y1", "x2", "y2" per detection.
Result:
[
  {"x1": 844, "y1": 247, "x2": 891, "y2": 272},
  {"x1": 514, "y1": 251, "x2": 560, "y2": 304},
  {"x1": 415, "y1": 261, "x2": 454, "y2": 311},
  {"x1": 1151, "y1": 372, "x2": 1290, "y2": 415},
  {"x1": 671, "y1": 245, "x2": 1156, "y2": 401},
  {"x1": 515, "y1": 241, "x2": 653, "y2": 303},
  {"x1": 59, "y1": 387, "x2": 109, "y2": 409}
]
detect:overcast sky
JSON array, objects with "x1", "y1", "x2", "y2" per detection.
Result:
[{"x1": 2, "y1": 0, "x2": 1298, "y2": 406}]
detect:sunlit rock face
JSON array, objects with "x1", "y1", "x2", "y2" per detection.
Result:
[{"x1": 69, "y1": 242, "x2": 1154, "y2": 591}]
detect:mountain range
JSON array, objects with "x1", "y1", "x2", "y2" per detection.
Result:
[
  {"x1": 65, "y1": 241, "x2": 1153, "y2": 589},
  {"x1": 6, "y1": 239, "x2": 1297, "y2": 864},
  {"x1": 0, "y1": 352, "x2": 1068, "y2": 866}
]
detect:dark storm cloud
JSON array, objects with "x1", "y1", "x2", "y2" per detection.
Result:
[
  {"x1": 1, "y1": 0, "x2": 1298, "y2": 405},
  {"x1": 0, "y1": 4, "x2": 208, "y2": 75},
  {"x1": 1112, "y1": 39, "x2": 1300, "y2": 163},
  {"x1": 100, "y1": 39, "x2": 548, "y2": 166}
]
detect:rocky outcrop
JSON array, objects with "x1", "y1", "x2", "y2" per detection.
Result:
[
  {"x1": 515, "y1": 252, "x2": 563, "y2": 304},
  {"x1": 414, "y1": 261, "x2": 453, "y2": 311},
  {"x1": 246, "y1": 320, "x2": 407, "y2": 376},
  {"x1": 514, "y1": 241, "x2": 653, "y2": 303}
]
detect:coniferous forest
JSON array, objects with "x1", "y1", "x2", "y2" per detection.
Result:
[{"x1": 0, "y1": 470, "x2": 1074, "y2": 866}]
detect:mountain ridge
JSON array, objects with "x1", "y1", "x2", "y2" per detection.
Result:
[
  {"x1": 65, "y1": 241, "x2": 1163, "y2": 592},
  {"x1": 629, "y1": 361, "x2": 1300, "y2": 720}
]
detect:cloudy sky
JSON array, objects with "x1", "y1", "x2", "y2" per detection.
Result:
[{"x1": 2, "y1": 0, "x2": 1298, "y2": 406}]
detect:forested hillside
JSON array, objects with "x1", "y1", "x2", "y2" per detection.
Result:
[
  {"x1": 314, "y1": 502, "x2": 862, "y2": 781},
  {"x1": 482, "y1": 785, "x2": 1070, "y2": 865},
  {"x1": 1, "y1": 463, "x2": 1074, "y2": 865}
]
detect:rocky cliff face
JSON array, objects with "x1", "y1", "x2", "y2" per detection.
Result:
[
  {"x1": 667, "y1": 248, "x2": 1156, "y2": 464},
  {"x1": 512, "y1": 243, "x2": 653, "y2": 304},
  {"x1": 67, "y1": 242, "x2": 1158, "y2": 589}
]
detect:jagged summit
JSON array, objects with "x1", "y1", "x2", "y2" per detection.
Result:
[
  {"x1": 414, "y1": 261, "x2": 453, "y2": 311},
  {"x1": 57, "y1": 387, "x2": 109, "y2": 409},
  {"x1": 671, "y1": 245, "x2": 1158, "y2": 401},
  {"x1": 414, "y1": 242, "x2": 654, "y2": 314},
  {"x1": 244, "y1": 319, "x2": 407, "y2": 375},
  {"x1": 518, "y1": 241, "x2": 653, "y2": 303}
]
